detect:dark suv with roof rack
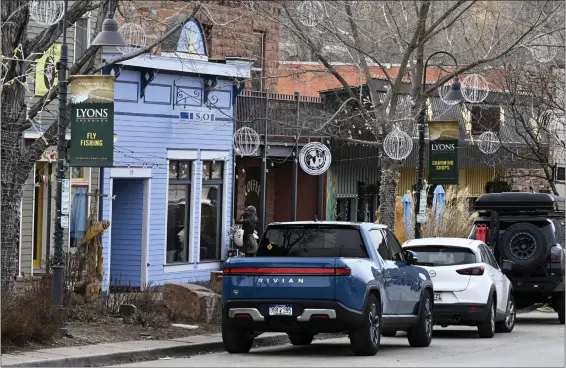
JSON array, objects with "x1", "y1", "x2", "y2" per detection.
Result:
[{"x1": 469, "y1": 192, "x2": 565, "y2": 324}]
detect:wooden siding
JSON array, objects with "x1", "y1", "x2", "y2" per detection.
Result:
[
  {"x1": 101, "y1": 68, "x2": 236, "y2": 290},
  {"x1": 110, "y1": 179, "x2": 144, "y2": 287}
]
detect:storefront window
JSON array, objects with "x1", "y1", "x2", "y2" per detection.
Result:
[
  {"x1": 200, "y1": 161, "x2": 223, "y2": 261},
  {"x1": 166, "y1": 160, "x2": 192, "y2": 264}
]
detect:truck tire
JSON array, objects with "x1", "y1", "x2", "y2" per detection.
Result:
[
  {"x1": 288, "y1": 333, "x2": 314, "y2": 345},
  {"x1": 222, "y1": 324, "x2": 254, "y2": 354},
  {"x1": 495, "y1": 295, "x2": 516, "y2": 333},
  {"x1": 478, "y1": 299, "x2": 496, "y2": 338},
  {"x1": 349, "y1": 293, "x2": 381, "y2": 356},
  {"x1": 407, "y1": 290, "x2": 433, "y2": 347},
  {"x1": 499, "y1": 223, "x2": 547, "y2": 270}
]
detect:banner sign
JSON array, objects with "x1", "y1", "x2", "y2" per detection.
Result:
[
  {"x1": 35, "y1": 44, "x2": 61, "y2": 96},
  {"x1": 428, "y1": 120, "x2": 459, "y2": 185},
  {"x1": 70, "y1": 75, "x2": 115, "y2": 167}
]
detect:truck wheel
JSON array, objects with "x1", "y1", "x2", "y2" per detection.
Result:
[
  {"x1": 222, "y1": 324, "x2": 254, "y2": 354},
  {"x1": 288, "y1": 333, "x2": 314, "y2": 345},
  {"x1": 478, "y1": 299, "x2": 496, "y2": 338},
  {"x1": 407, "y1": 291, "x2": 433, "y2": 347},
  {"x1": 349, "y1": 293, "x2": 381, "y2": 356},
  {"x1": 382, "y1": 330, "x2": 397, "y2": 337},
  {"x1": 499, "y1": 223, "x2": 547, "y2": 270},
  {"x1": 495, "y1": 295, "x2": 516, "y2": 333}
]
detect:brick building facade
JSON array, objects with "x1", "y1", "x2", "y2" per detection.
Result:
[{"x1": 119, "y1": 0, "x2": 280, "y2": 91}]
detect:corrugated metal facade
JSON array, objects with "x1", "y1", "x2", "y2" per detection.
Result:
[{"x1": 331, "y1": 144, "x2": 380, "y2": 197}]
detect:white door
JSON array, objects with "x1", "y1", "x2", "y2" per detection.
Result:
[{"x1": 480, "y1": 245, "x2": 506, "y2": 313}]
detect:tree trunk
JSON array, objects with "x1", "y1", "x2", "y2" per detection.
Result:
[
  {"x1": 1, "y1": 1, "x2": 30, "y2": 289},
  {"x1": 1, "y1": 84, "x2": 27, "y2": 290},
  {"x1": 378, "y1": 157, "x2": 401, "y2": 229}
]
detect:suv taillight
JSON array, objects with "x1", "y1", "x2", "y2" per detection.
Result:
[
  {"x1": 550, "y1": 245, "x2": 563, "y2": 263},
  {"x1": 456, "y1": 266, "x2": 485, "y2": 276}
]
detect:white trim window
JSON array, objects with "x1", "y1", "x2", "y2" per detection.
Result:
[
  {"x1": 166, "y1": 160, "x2": 193, "y2": 264},
  {"x1": 199, "y1": 160, "x2": 224, "y2": 261}
]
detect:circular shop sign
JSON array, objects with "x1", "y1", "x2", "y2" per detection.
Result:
[{"x1": 299, "y1": 142, "x2": 331, "y2": 176}]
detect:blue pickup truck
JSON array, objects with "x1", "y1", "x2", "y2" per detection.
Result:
[{"x1": 222, "y1": 221, "x2": 434, "y2": 356}]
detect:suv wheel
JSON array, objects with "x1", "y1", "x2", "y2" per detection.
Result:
[
  {"x1": 222, "y1": 323, "x2": 254, "y2": 354},
  {"x1": 407, "y1": 291, "x2": 433, "y2": 347},
  {"x1": 495, "y1": 295, "x2": 516, "y2": 333},
  {"x1": 288, "y1": 333, "x2": 314, "y2": 345},
  {"x1": 478, "y1": 299, "x2": 496, "y2": 338},
  {"x1": 499, "y1": 223, "x2": 548, "y2": 270},
  {"x1": 350, "y1": 293, "x2": 381, "y2": 356}
]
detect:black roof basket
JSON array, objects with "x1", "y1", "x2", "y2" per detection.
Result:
[{"x1": 474, "y1": 192, "x2": 565, "y2": 214}]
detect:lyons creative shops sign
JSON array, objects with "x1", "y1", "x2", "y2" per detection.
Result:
[
  {"x1": 428, "y1": 120, "x2": 459, "y2": 185},
  {"x1": 69, "y1": 75, "x2": 114, "y2": 167}
]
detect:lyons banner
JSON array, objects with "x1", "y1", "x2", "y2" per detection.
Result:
[
  {"x1": 70, "y1": 75, "x2": 114, "y2": 167},
  {"x1": 428, "y1": 120, "x2": 459, "y2": 184}
]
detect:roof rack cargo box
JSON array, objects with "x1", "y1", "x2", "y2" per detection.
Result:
[{"x1": 474, "y1": 192, "x2": 565, "y2": 213}]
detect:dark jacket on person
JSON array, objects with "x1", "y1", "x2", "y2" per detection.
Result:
[{"x1": 236, "y1": 206, "x2": 259, "y2": 254}]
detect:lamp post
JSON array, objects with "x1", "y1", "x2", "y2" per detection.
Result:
[
  {"x1": 52, "y1": 1, "x2": 126, "y2": 310},
  {"x1": 414, "y1": 51, "x2": 464, "y2": 239}
]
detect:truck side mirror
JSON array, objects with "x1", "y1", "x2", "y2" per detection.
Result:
[
  {"x1": 501, "y1": 260, "x2": 514, "y2": 273},
  {"x1": 405, "y1": 250, "x2": 418, "y2": 265}
]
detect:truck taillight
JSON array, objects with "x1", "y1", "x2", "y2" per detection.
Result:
[
  {"x1": 456, "y1": 266, "x2": 485, "y2": 276},
  {"x1": 551, "y1": 245, "x2": 563, "y2": 263}
]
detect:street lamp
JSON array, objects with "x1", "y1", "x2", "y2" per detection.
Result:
[
  {"x1": 414, "y1": 51, "x2": 464, "y2": 239},
  {"x1": 52, "y1": 1, "x2": 127, "y2": 311}
]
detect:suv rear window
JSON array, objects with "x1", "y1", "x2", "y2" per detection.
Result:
[
  {"x1": 256, "y1": 225, "x2": 369, "y2": 258},
  {"x1": 405, "y1": 246, "x2": 478, "y2": 267}
]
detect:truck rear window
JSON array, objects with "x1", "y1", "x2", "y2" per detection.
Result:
[
  {"x1": 405, "y1": 246, "x2": 477, "y2": 267},
  {"x1": 256, "y1": 226, "x2": 368, "y2": 258}
]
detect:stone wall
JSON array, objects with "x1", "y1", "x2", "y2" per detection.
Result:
[{"x1": 508, "y1": 168, "x2": 551, "y2": 193}]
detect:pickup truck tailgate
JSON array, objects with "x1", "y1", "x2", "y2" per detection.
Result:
[{"x1": 223, "y1": 257, "x2": 338, "y2": 300}]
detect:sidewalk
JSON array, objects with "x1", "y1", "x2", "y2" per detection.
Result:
[{"x1": 1, "y1": 332, "x2": 289, "y2": 367}]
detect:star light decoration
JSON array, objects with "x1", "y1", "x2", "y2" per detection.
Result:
[
  {"x1": 233, "y1": 127, "x2": 260, "y2": 157},
  {"x1": 477, "y1": 131, "x2": 500, "y2": 155},
  {"x1": 383, "y1": 126, "x2": 413, "y2": 161},
  {"x1": 117, "y1": 23, "x2": 148, "y2": 55},
  {"x1": 461, "y1": 74, "x2": 489, "y2": 104},
  {"x1": 296, "y1": 1, "x2": 325, "y2": 27},
  {"x1": 29, "y1": 0, "x2": 65, "y2": 26}
]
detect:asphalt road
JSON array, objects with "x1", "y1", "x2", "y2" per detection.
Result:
[{"x1": 112, "y1": 311, "x2": 564, "y2": 367}]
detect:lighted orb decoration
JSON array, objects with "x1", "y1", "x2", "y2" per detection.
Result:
[
  {"x1": 461, "y1": 73, "x2": 489, "y2": 103},
  {"x1": 117, "y1": 23, "x2": 148, "y2": 55},
  {"x1": 438, "y1": 81, "x2": 460, "y2": 106},
  {"x1": 383, "y1": 127, "x2": 413, "y2": 161},
  {"x1": 29, "y1": 0, "x2": 65, "y2": 26},
  {"x1": 529, "y1": 34, "x2": 558, "y2": 63},
  {"x1": 233, "y1": 127, "x2": 260, "y2": 156},
  {"x1": 296, "y1": 1, "x2": 325, "y2": 27},
  {"x1": 477, "y1": 130, "x2": 500, "y2": 155}
]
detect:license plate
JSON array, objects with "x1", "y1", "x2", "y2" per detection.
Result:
[
  {"x1": 434, "y1": 292, "x2": 442, "y2": 302},
  {"x1": 269, "y1": 304, "x2": 293, "y2": 316}
]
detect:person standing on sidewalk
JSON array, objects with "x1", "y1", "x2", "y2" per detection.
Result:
[{"x1": 236, "y1": 206, "x2": 259, "y2": 257}]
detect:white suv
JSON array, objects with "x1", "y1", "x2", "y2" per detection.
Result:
[{"x1": 404, "y1": 237, "x2": 516, "y2": 338}]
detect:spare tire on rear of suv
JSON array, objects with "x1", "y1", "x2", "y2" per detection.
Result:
[{"x1": 499, "y1": 223, "x2": 548, "y2": 270}]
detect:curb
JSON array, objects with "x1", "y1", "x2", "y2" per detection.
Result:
[{"x1": 2, "y1": 333, "x2": 290, "y2": 368}]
